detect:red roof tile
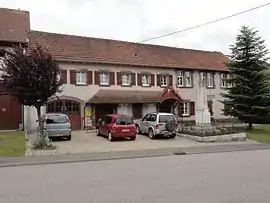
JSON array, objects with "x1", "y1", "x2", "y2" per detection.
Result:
[
  {"x1": 28, "y1": 31, "x2": 228, "y2": 71},
  {"x1": 0, "y1": 7, "x2": 30, "y2": 43}
]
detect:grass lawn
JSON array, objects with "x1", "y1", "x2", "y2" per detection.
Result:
[
  {"x1": 246, "y1": 124, "x2": 270, "y2": 143},
  {"x1": 0, "y1": 131, "x2": 25, "y2": 156}
]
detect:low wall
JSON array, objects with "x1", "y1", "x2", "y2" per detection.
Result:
[{"x1": 178, "y1": 132, "x2": 247, "y2": 143}]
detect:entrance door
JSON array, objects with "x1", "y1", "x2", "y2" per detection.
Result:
[
  {"x1": 0, "y1": 95, "x2": 22, "y2": 130},
  {"x1": 95, "y1": 104, "x2": 118, "y2": 125},
  {"x1": 47, "y1": 100, "x2": 81, "y2": 130},
  {"x1": 159, "y1": 99, "x2": 175, "y2": 113}
]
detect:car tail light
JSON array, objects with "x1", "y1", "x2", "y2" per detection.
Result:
[{"x1": 156, "y1": 124, "x2": 161, "y2": 129}]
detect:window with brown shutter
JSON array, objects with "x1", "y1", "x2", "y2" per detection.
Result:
[
  {"x1": 117, "y1": 72, "x2": 122, "y2": 85},
  {"x1": 87, "y1": 71, "x2": 93, "y2": 85},
  {"x1": 150, "y1": 74, "x2": 155, "y2": 86},
  {"x1": 60, "y1": 69, "x2": 67, "y2": 84},
  {"x1": 131, "y1": 73, "x2": 136, "y2": 86},
  {"x1": 70, "y1": 70, "x2": 76, "y2": 85},
  {"x1": 168, "y1": 75, "x2": 173, "y2": 86},
  {"x1": 190, "y1": 102, "x2": 195, "y2": 116},
  {"x1": 94, "y1": 71, "x2": 100, "y2": 85},
  {"x1": 137, "y1": 73, "x2": 142, "y2": 86},
  {"x1": 157, "y1": 74, "x2": 161, "y2": 86},
  {"x1": 109, "y1": 72, "x2": 115, "y2": 85}
]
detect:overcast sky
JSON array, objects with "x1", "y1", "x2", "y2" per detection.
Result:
[{"x1": 1, "y1": 0, "x2": 269, "y2": 54}]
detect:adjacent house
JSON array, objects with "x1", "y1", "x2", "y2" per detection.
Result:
[
  {"x1": 0, "y1": 7, "x2": 29, "y2": 130},
  {"x1": 0, "y1": 7, "x2": 230, "y2": 131}
]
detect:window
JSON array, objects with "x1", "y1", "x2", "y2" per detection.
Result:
[
  {"x1": 149, "y1": 114, "x2": 157, "y2": 122},
  {"x1": 201, "y1": 72, "x2": 206, "y2": 85},
  {"x1": 177, "y1": 71, "x2": 184, "y2": 87},
  {"x1": 100, "y1": 72, "x2": 109, "y2": 85},
  {"x1": 76, "y1": 72, "x2": 86, "y2": 85},
  {"x1": 46, "y1": 115, "x2": 69, "y2": 124},
  {"x1": 207, "y1": 73, "x2": 214, "y2": 88},
  {"x1": 181, "y1": 102, "x2": 189, "y2": 116},
  {"x1": 122, "y1": 73, "x2": 131, "y2": 86},
  {"x1": 142, "y1": 74, "x2": 151, "y2": 86},
  {"x1": 221, "y1": 74, "x2": 226, "y2": 88},
  {"x1": 158, "y1": 115, "x2": 175, "y2": 123},
  {"x1": 227, "y1": 74, "x2": 232, "y2": 88},
  {"x1": 115, "y1": 116, "x2": 133, "y2": 125},
  {"x1": 185, "y1": 72, "x2": 192, "y2": 87},
  {"x1": 160, "y1": 75, "x2": 168, "y2": 86},
  {"x1": 143, "y1": 114, "x2": 151, "y2": 121}
]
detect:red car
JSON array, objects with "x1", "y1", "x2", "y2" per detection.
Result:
[{"x1": 96, "y1": 114, "x2": 136, "y2": 141}]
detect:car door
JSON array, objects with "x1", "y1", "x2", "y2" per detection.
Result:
[
  {"x1": 140, "y1": 113, "x2": 151, "y2": 133},
  {"x1": 148, "y1": 114, "x2": 157, "y2": 129},
  {"x1": 103, "y1": 116, "x2": 113, "y2": 136}
]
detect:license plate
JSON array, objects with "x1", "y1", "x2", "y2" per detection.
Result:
[
  {"x1": 54, "y1": 133, "x2": 63, "y2": 136},
  {"x1": 122, "y1": 129, "x2": 130, "y2": 132}
]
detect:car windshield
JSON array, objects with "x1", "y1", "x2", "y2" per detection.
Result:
[
  {"x1": 115, "y1": 117, "x2": 133, "y2": 125},
  {"x1": 46, "y1": 115, "x2": 68, "y2": 124},
  {"x1": 158, "y1": 115, "x2": 175, "y2": 123}
]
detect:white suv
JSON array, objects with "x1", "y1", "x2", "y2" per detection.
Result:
[{"x1": 135, "y1": 112, "x2": 178, "y2": 139}]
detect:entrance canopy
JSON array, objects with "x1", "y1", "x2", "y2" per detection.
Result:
[
  {"x1": 88, "y1": 90, "x2": 162, "y2": 104},
  {"x1": 88, "y1": 88, "x2": 183, "y2": 104}
]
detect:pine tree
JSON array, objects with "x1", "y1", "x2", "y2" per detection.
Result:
[{"x1": 222, "y1": 26, "x2": 270, "y2": 129}]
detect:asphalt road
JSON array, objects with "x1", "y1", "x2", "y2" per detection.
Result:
[{"x1": 1, "y1": 150, "x2": 270, "y2": 203}]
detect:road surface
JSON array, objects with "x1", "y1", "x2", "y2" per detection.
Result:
[{"x1": 1, "y1": 150, "x2": 270, "y2": 203}]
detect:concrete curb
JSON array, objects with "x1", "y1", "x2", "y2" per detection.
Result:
[{"x1": 0, "y1": 143, "x2": 270, "y2": 168}]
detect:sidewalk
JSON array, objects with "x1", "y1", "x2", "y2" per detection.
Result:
[{"x1": 1, "y1": 142, "x2": 270, "y2": 168}]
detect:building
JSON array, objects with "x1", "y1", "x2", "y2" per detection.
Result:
[
  {"x1": 0, "y1": 7, "x2": 29, "y2": 130},
  {"x1": 0, "y1": 7, "x2": 230, "y2": 131}
]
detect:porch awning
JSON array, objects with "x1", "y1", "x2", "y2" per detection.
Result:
[{"x1": 88, "y1": 90, "x2": 163, "y2": 104}]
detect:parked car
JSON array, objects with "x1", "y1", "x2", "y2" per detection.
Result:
[
  {"x1": 96, "y1": 114, "x2": 136, "y2": 141},
  {"x1": 40, "y1": 113, "x2": 72, "y2": 140},
  {"x1": 134, "y1": 112, "x2": 177, "y2": 139}
]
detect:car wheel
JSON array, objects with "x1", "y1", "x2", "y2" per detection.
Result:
[
  {"x1": 65, "y1": 135, "x2": 71, "y2": 141},
  {"x1": 130, "y1": 136, "x2": 136, "y2": 141},
  {"x1": 108, "y1": 132, "x2": 114, "y2": 142},
  {"x1": 170, "y1": 134, "x2": 176, "y2": 139},
  {"x1": 148, "y1": 129, "x2": 155, "y2": 139},
  {"x1": 136, "y1": 125, "x2": 141, "y2": 134},
  {"x1": 96, "y1": 128, "x2": 101, "y2": 136}
]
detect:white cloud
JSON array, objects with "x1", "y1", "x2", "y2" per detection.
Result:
[{"x1": 1, "y1": 0, "x2": 270, "y2": 54}]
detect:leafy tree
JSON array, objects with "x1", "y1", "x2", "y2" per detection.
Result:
[
  {"x1": 0, "y1": 45, "x2": 62, "y2": 145},
  {"x1": 222, "y1": 26, "x2": 270, "y2": 129}
]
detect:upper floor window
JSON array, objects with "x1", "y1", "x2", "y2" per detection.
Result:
[
  {"x1": 122, "y1": 73, "x2": 131, "y2": 86},
  {"x1": 177, "y1": 71, "x2": 192, "y2": 87},
  {"x1": 76, "y1": 72, "x2": 87, "y2": 85},
  {"x1": 200, "y1": 72, "x2": 214, "y2": 88},
  {"x1": 100, "y1": 72, "x2": 109, "y2": 85},
  {"x1": 207, "y1": 72, "x2": 214, "y2": 88},
  {"x1": 142, "y1": 74, "x2": 151, "y2": 86},
  {"x1": 221, "y1": 73, "x2": 232, "y2": 88},
  {"x1": 177, "y1": 71, "x2": 184, "y2": 87},
  {"x1": 160, "y1": 75, "x2": 168, "y2": 87}
]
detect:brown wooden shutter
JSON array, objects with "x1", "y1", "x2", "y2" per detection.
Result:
[
  {"x1": 190, "y1": 102, "x2": 195, "y2": 116},
  {"x1": 208, "y1": 100, "x2": 213, "y2": 116},
  {"x1": 157, "y1": 74, "x2": 161, "y2": 86},
  {"x1": 70, "y1": 70, "x2": 76, "y2": 85},
  {"x1": 60, "y1": 69, "x2": 67, "y2": 84},
  {"x1": 94, "y1": 71, "x2": 100, "y2": 85},
  {"x1": 117, "y1": 72, "x2": 122, "y2": 85},
  {"x1": 168, "y1": 75, "x2": 173, "y2": 86},
  {"x1": 212, "y1": 73, "x2": 216, "y2": 88},
  {"x1": 150, "y1": 74, "x2": 155, "y2": 86},
  {"x1": 178, "y1": 103, "x2": 183, "y2": 115},
  {"x1": 87, "y1": 71, "x2": 93, "y2": 85},
  {"x1": 110, "y1": 72, "x2": 115, "y2": 85},
  {"x1": 131, "y1": 73, "x2": 136, "y2": 86},
  {"x1": 137, "y1": 73, "x2": 142, "y2": 86}
]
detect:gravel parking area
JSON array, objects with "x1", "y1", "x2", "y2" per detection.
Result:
[{"x1": 25, "y1": 131, "x2": 257, "y2": 156}]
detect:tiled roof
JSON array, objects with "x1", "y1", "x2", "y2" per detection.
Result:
[
  {"x1": 88, "y1": 90, "x2": 163, "y2": 104},
  {"x1": 28, "y1": 31, "x2": 228, "y2": 71},
  {"x1": 0, "y1": 7, "x2": 30, "y2": 43}
]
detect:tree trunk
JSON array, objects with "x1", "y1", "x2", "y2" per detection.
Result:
[
  {"x1": 248, "y1": 122, "x2": 253, "y2": 130},
  {"x1": 35, "y1": 105, "x2": 42, "y2": 135}
]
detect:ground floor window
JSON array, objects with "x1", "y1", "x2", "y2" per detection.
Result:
[{"x1": 132, "y1": 103, "x2": 143, "y2": 119}]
